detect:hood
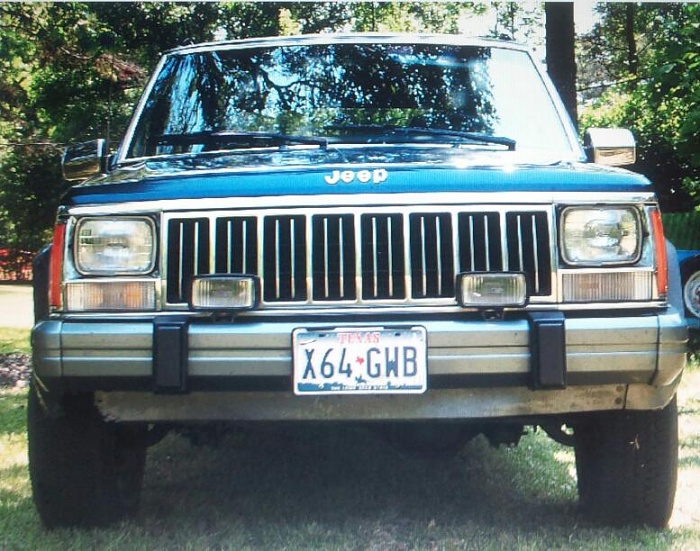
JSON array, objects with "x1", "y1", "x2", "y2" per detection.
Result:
[{"x1": 63, "y1": 146, "x2": 652, "y2": 207}]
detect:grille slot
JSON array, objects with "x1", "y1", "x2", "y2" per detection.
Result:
[
  {"x1": 458, "y1": 213, "x2": 503, "y2": 272},
  {"x1": 312, "y1": 214, "x2": 356, "y2": 301},
  {"x1": 505, "y1": 211, "x2": 551, "y2": 295},
  {"x1": 410, "y1": 213, "x2": 455, "y2": 298},
  {"x1": 166, "y1": 218, "x2": 210, "y2": 304},
  {"x1": 164, "y1": 207, "x2": 552, "y2": 306},
  {"x1": 361, "y1": 213, "x2": 406, "y2": 300},
  {"x1": 215, "y1": 216, "x2": 258, "y2": 275},
  {"x1": 263, "y1": 215, "x2": 307, "y2": 302}
]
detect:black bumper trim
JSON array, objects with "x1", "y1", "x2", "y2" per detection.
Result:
[
  {"x1": 153, "y1": 317, "x2": 189, "y2": 394},
  {"x1": 528, "y1": 311, "x2": 567, "y2": 389}
]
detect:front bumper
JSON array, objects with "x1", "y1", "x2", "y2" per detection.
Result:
[{"x1": 31, "y1": 309, "x2": 687, "y2": 422}]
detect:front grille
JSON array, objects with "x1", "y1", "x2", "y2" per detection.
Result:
[{"x1": 165, "y1": 207, "x2": 552, "y2": 307}]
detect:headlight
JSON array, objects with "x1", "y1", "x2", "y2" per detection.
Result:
[
  {"x1": 74, "y1": 217, "x2": 156, "y2": 275},
  {"x1": 560, "y1": 207, "x2": 641, "y2": 266}
]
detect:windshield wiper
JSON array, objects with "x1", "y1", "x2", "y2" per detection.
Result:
[
  {"x1": 326, "y1": 124, "x2": 515, "y2": 151},
  {"x1": 402, "y1": 127, "x2": 516, "y2": 151},
  {"x1": 155, "y1": 130, "x2": 328, "y2": 150}
]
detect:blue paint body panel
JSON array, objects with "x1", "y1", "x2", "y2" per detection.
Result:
[{"x1": 64, "y1": 148, "x2": 652, "y2": 207}]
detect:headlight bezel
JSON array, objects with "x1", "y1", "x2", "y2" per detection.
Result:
[
  {"x1": 73, "y1": 216, "x2": 157, "y2": 276},
  {"x1": 559, "y1": 206, "x2": 643, "y2": 267}
]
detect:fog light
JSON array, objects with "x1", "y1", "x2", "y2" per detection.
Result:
[
  {"x1": 191, "y1": 276, "x2": 257, "y2": 310},
  {"x1": 65, "y1": 280, "x2": 157, "y2": 311},
  {"x1": 458, "y1": 273, "x2": 527, "y2": 307}
]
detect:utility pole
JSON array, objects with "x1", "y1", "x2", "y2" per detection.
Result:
[{"x1": 545, "y1": 2, "x2": 578, "y2": 128}]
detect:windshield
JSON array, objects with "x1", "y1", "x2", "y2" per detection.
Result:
[{"x1": 126, "y1": 41, "x2": 574, "y2": 159}]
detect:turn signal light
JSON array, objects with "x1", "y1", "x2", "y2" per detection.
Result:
[
  {"x1": 65, "y1": 280, "x2": 156, "y2": 311},
  {"x1": 49, "y1": 223, "x2": 67, "y2": 310}
]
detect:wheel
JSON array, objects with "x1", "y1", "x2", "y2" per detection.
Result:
[
  {"x1": 681, "y1": 259, "x2": 700, "y2": 319},
  {"x1": 27, "y1": 383, "x2": 147, "y2": 528},
  {"x1": 574, "y1": 397, "x2": 678, "y2": 528}
]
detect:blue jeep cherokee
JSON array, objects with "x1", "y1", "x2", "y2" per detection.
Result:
[{"x1": 29, "y1": 34, "x2": 686, "y2": 528}]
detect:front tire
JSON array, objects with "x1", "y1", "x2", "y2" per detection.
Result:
[
  {"x1": 27, "y1": 383, "x2": 147, "y2": 528},
  {"x1": 574, "y1": 397, "x2": 678, "y2": 528}
]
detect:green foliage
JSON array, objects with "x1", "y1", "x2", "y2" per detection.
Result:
[
  {"x1": 0, "y1": 3, "x2": 231, "y2": 259},
  {"x1": 352, "y1": 2, "x2": 466, "y2": 33},
  {"x1": 0, "y1": 146, "x2": 63, "y2": 252},
  {"x1": 579, "y1": 4, "x2": 700, "y2": 212},
  {"x1": 490, "y1": 1, "x2": 543, "y2": 45},
  {"x1": 280, "y1": 3, "x2": 351, "y2": 34},
  {"x1": 646, "y1": 7, "x2": 700, "y2": 168}
]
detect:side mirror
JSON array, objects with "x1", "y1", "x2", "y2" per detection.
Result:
[
  {"x1": 584, "y1": 128, "x2": 636, "y2": 167},
  {"x1": 62, "y1": 139, "x2": 108, "y2": 182}
]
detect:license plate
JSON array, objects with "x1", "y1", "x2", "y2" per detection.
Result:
[{"x1": 293, "y1": 326, "x2": 427, "y2": 395}]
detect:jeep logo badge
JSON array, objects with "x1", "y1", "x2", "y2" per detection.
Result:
[{"x1": 324, "y1": 169, "x2": 388, "y2": 185}]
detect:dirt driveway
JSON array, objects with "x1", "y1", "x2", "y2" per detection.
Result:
[{"x1": 0, "y1": 284, "x2": 33, "y2": 329}]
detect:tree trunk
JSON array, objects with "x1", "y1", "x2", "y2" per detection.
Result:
[
  {"x1": 625, "y1": 3, "x2": 638, "y2": 80},
  {"x1": 545, "y1": 2, "x2": 577, "y2": 128}
]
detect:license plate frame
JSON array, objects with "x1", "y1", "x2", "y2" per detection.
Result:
[{"x1": 292, "y1": 326, "x2": 427, "y2": 395}]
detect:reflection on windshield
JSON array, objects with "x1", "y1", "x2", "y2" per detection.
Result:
[{"x1": 127, "y1": 43, "x2": 570, "y2": 159}]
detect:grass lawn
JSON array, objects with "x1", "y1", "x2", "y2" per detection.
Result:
[
  {"x1": 0, "y1": 327, "x2": 30, "y2": 355},
  {"x1": 1, "y1": 326, "x2": 698, "y2": 550}
]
